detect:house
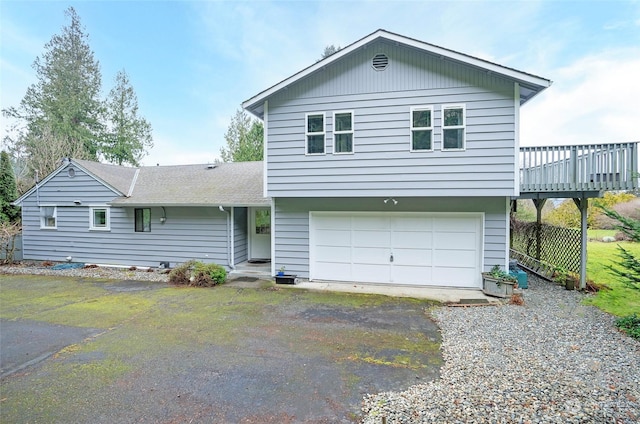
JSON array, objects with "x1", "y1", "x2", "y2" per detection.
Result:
[
  {"x1": 241, "y1": 29, "x2": 552, "y2": 288},
  {"x1": 17, "y1": 30, "x2": 634, "y2": 289},
  {"x1": 13, "y1": 159, "x2": 270, "y2": 269}
]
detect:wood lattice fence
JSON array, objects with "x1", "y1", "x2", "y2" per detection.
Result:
[{"x1": 510, "y1": 219, "x2": 581, "y2": 274}]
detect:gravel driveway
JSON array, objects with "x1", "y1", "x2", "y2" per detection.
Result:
[{"x1": 362, "y1": 276, "x2": 640, "y2": 423}]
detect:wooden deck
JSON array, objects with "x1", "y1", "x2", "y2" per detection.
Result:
[{"x1": 519, "y1": 142, "x2": 638, "y2": 196}]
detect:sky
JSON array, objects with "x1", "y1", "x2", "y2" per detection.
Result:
[{"x1": 1, "y1": 0, "x2": 639, "y2": 167}]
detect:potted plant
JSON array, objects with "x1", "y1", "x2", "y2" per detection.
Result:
[
  {"x1": 482, "y1": 265, "x2": 518, "y2": 298},
  {"x1": 275, "y1": 266, "x2": 296, "y2": 284}
]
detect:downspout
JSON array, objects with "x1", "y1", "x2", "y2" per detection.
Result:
[{"x1": 218, "y1": 206, "x2": 235, "y2": 270}]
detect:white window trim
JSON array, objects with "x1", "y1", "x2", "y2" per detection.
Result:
[
  {"x1": 40, "y1": 205, "x2": 57, "y2": 230},
  {"x1": 410, "y1": 106, "x2": 434, "y2": 152},
  {"x1": 305, "y1": 112, "x2": 326, "y2": 156},
  {"x1": 333, "y1": 110, "x2": 354, "y2": 155},
  {"x1": 441, "y1": 103, "x2": 466, "y2": 151},
  {"x1": 89, "y1": 206, "x2": 110, "y2": 231}
]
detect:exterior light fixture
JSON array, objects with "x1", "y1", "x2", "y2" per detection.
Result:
[{"x1": 383, "y1": 198, "x2": 398, "y2": 205}]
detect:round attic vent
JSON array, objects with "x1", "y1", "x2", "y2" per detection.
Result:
[
  {"x1": 372, "y1": 53, "x2": 389, "y2": 71},
  {"x1": 68, "y1": 167, "x2": 76, "y2": 178}
]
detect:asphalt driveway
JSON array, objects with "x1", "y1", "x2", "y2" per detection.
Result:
[{"x1": 0, "y1": 275, "x2": 442, "y2": 423}]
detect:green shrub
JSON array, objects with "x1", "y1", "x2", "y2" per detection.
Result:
[
  {"x1": 615, "y1": 314, "x2": 640, "y2": 340},
  {"x1": 168, "y1": 260, "x2": 227, "y2": 287}
]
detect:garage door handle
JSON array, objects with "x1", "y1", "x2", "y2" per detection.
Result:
[{"x1": 390, "y1": 253, "x2": 394, "y2": 263}]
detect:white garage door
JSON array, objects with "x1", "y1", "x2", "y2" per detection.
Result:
[{"x1": 310, "y1": 212, "x2": 483, "y2": 288}]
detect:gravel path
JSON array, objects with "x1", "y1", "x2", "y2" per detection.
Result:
[
  {"x1": 362, "y1": 276, "x2": 640, "y2": 423},
  {"x1": 0, "y1": 262, "x2": 170, "y2": 282}
]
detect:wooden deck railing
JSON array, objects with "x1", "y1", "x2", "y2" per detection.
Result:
[{"x1": 520, "y1": 142, "x2": 639, "y2": 193}]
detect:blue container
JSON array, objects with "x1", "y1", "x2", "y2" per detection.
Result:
[{"x1": 509, "y1": 269, "x2": 528, "y2": 289}]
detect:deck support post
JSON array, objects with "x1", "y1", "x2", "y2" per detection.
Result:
[
  {"x1": 572, "y1": 197, "x2": 588, "y2": 290},
  {"x1": 532, "y1": 199, "x2": 547, "y2": 261}
]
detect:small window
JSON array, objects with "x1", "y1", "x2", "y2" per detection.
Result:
[
  {"x1": 410, "y1": 107, "x2": 433, "y2": 151},
  {"x1": 90, "y1": 207, "x2": 110, "y2": 231},
  {"x1": 306, "y1": 113, "x2": 325, "y2": 155},
  {"x1": 442, "y1": 104, "x2": 465, "y2": 150},
  {"x1": 40, "y1": 206, "x2": 57, "y2": 229},
  {"x1": 135, "y1": 208, "x2": 151, "y2": 232},
  {"x1": 333, "y1": 111, "x2": 353, "y2": 154}
]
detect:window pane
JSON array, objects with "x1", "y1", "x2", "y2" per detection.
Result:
[
  {"x1": 135, "y1": 208, "x2": 151, "y2": 232},
  {"x1": 334, "y1": 113, "x2": 352, "y2": 131},
  {"x1": 443, "y1": 129, "x2": 464, "y2": 149},
  {"x1": 255, "y1": 210, "x2": 270, "y2": 235},
  {"x1": 412, "y1": 130, "x2": 432, "y2": 150},
  {"x1": 45, "y1": 217, "x2": 56, "y2": 227},
  {"x1": 412, "y1": 110, "x2": 431, "y2": 128},
  {"x1": 444, "y1": 108, "x2": 463, "y2": 126},
  {"x1": 307, "y1": 115, "x2": 324, "y2": 133},
  {"x1": 307, "y1": 135, "x2": 325, "y2": 154},
  {"x1": 335, "y1": 134, "x2": 353, "y2": 153},
  {"x1": 93, "y1": 209, "x2": 106, "y2": 227}
]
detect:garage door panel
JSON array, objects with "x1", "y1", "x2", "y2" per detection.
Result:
[
  {"x1": 393, "y1": 216, "x2": 432, "y2": 231},
  {"x1": 393, "y1": 266, "x2": 432, "y2": 284},
  {"x1": 393, "y1": 248, "x2": 432, "y2": 266},
  {"x1": 434, "y1": 249, "x2": 477, "y2": 267},
  {"x1": 352, "y1": 264, "x2": 390, "y2": 283},
  {"x1": 316, "y1": 229, "x2": 351, "y2": 246},
  {"x1": 436, "y1": 217, "x2": 479, "y2": 232},
  {"x1": 316, "y1": 246, "x2": 351, "y2": 263},
  {"x1": 352, "y1": 216, "x2": 390, "y2": 230},
  {"x1": 434, "y1": 232, "x2": 477, "y2": 249},
  {"x1": 432, "y1": 267, "x2": 479, "y2": 287},
  {"x1": 353, "y1": 247, "x2": 389, "y2": 264},
  {"x1": 393, "y1": 231, "x2": 432, "y2": 248},
  {"x1": 315, "y1": 262, "x2": 352, "y2": 281},
  {"x1": 353, "y1": 230, "x2": 390, "y2": 247},
  {"x1": 311, "y1": 212, "x2": 482, "y2": 288}
]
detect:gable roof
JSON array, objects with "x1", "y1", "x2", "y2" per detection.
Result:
[
  {"x1": 243, "y1": 29, "x2": 552, "y2": 118},
  {"x1": 73, "y1": 159, "x2": 138, "y2": 195},
  {"x1": 14, "y1": 159, "x2": 269, "y2": 207},
  {"x1": 110, "y1": 161, "x2": 268, "y2": 207}
]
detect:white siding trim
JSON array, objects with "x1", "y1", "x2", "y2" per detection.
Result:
[
  {"x1": 127, "y1": 169, "x2": 140, "y2": 197},
  {"x1": 270, "y1": 197, "x2": 276, "y2": 277},
  {"x1": 441, "y1": 103, "x2": 466, "y2": 151},
  {"x1": 504, "y1": 197, "x2": 510, "y2": 271},
  {"x1": 263, "y1": 100, "x2": 269, "y2": 198},
  {"x1": 513, "y1": 83, "x2": 521, "y2": 196}
]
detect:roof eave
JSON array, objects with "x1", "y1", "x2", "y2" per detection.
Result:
[{"x1": 242, "y1": 29, "x2": 552, "y2": 116}]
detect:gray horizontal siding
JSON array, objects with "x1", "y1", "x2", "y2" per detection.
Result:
[
  {"x1": 20, "y1": 202, "x2": 230, "y2": 268},
  {"x1": 274, "y1": 197, "x2": 508, "y2": 279},
  {"x1": 24, "y1": 166, "x2": 120, "y2": 205},
  {"x1": 266, "y1": 39, "x2": 517, "y2": 198},
  {"x1": 234, "y1": 207, "x2": 248, "y2": 264}
]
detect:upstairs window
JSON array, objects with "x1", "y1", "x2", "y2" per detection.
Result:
[
  {"x1": 40, "y1": 206, "x2": 57, "y2": 229},
  {"x1": 90, "y1": 207, "x2": 110, "y2": 231},
  {"x1": 410, "y1": 107, "x2": 433, "y2": 151},
  {"x1": 442, "y1": 104, "x2": 465, "y2": 150},
  {"x1": 306, "y1": 113, "x2": 325, "y2": 155},
  {"x1": 135, "y1": 208, "x2": 151, "y2": 232},
  {"x1": 333, "y1": 111, "x2": 353, "y2": 154}
]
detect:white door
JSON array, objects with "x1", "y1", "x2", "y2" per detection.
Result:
[
  {"x1": 250, "y1": 208, "x2": 271, "y2": 260},
  {"x1": 310, "y1": 212, "x2": 483, "y2": 288}
]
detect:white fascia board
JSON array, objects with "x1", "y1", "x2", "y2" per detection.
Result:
[
  {"x1": 71, "y1": 161, "x2": 125, "y2": 197},
  {"x1": 242, "y1": 29, "x2": 551, "y2": 114},
  {"x1": 107, "y1": 202, "x2": 271, "y2": 208},
  {"x1": 13, "y1": 162, "x2": 69, "y2": 204}
]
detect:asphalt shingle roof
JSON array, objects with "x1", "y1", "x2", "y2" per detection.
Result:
[
  {"x1": 109, "y1": 161, "x2": 268, "y2": 206},
  {"x1": 74, "y1": 159, "x2": 138, "y2": 195}
]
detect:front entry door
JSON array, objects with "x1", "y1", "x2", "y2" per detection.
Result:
[{"x1": 250, "y1": 208, "x2": 271, "y2": 259}]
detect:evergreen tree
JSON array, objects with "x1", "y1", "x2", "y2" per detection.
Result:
[
  {"x1": 102, "y1": 70, "x2": 153, "y2": 166},
  {"x1": 0, "y1": 151, "x2": 21, "y2": 224},
  {"x1": 3, "y1": 7, "x2": 104, "y2": 172},
  {"x1": 220, "y1": 109, "x2": 263, "y2": 162},
  {"x1": 601, "y1": 207, "x2": 640, "y2": 291}
]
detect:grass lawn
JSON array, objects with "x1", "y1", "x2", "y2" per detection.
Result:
[
  {"x1": 586, "y1": 229, "x2": 617, "y2": 241},
  {"x1": 585, "y1": 240, "x2": 640, "y2": 317}
]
